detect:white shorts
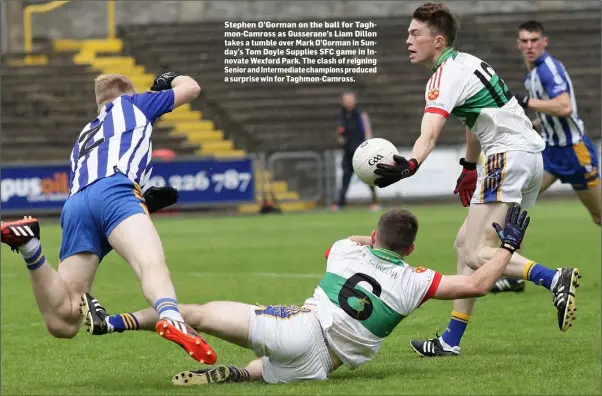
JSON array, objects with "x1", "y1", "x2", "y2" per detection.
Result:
[
  {"x1": 248, "y1": 304, "x2": 333, "y2": 384},
  {"x1": 472, "y1": 151, "x2": 543, "y2": 209}
]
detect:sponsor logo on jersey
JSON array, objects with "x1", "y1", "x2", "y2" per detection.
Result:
[{"x1": 427, "y1": 88, "x2": 440, "y2": 100}]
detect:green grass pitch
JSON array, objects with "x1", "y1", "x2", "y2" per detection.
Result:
[{"x1": 1, "y1": 200, "x2": 600, "y2": 395}]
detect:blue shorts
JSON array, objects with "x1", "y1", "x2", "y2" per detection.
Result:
[
  {"x1": 59, "y1": 173, "x2": 149, "y2": 262},
  {"x1": 543, "y1": 135, "x2": 600, "y2": 190}
]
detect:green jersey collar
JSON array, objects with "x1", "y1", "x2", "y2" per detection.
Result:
[
  {"x1": 432, "y1": 47, "x2": 457, "y2": 72},
  {"x1": 368, "y1": 247, "x2": 405, "y2": 266}
]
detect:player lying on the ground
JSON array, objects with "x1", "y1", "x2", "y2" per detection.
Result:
[
  {"x1": 83, "y1": 206, "x2": 534, "y2": 385},
  {"x1": 0, "y1": 71, "x2": 217, "y2": 364},
  {"x1": 371, "y1": 2, "x2": 580, "y2": 357}
]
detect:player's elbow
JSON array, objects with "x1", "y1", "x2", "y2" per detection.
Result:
[
  {"x1": 467, "y1": 280, "x2": 489, "y2": 297},
  {"x1": 448, "y1": 281, "x2": 486, "y2": 299},
  {"x1": 556, "y1": 99, "x2": 573, "y2": 117},
  {"x1": 474, "y1": 285, "x2": 490, "y2": 297},
  {"x1": 456, "y1": 274, "x2": 488, "y2": 297},
  {"x1": 187, "y1": 81, "x2": 201, "y2": 99},
  {"x1": 558, "y1": 104, "x2": 573, "y2": 117},
  {"x1": 173, "y1": 82, "x2": 201, "y2": 108}
]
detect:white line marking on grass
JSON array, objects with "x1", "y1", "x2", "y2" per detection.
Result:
[
  {"x1": 2, "y1": 322, "x2": 42, "y2": 330},
  {"x1": 187, "y1": 272, "x2": 322, "y2": 279}
]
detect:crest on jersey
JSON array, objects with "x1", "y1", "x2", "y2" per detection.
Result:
[{"x1": 427, "y1": 88, "x2": 439, "y2": 100}]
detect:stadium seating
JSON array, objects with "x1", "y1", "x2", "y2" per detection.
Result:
[
  {"x1": 3, "y1": 9, "x2": 599, "y2": 158},
  {"x1": 0, "y1": 51, "x2": 200, "y2": 163}
]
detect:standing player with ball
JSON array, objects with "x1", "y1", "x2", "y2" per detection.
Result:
[{"x1": 372, "y1": 2, "x2": 580, "y2": 357}]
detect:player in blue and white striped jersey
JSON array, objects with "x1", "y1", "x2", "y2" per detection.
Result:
[
  {"x1": 0, "y1": 72, "x2": 217, "y2": 365},
  {"x1": 491, "y1": 20, "x2": 600, "y2": 295},
  {"x1": 514, "y1": 20, "x2": 600, "y2": 225}
]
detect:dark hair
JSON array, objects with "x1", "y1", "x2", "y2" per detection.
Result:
[
  {"x1": 413, "y1": 2, "x2": 459, "y2": 46},
  {"x1": 376, "y1": 209, "x2": 419, "y2": 253},
  {"x1": 518, "y1": 20, "x2": 546, "y2": 36}
]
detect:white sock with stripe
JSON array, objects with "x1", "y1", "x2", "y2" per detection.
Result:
[{"x1": 17, "y1": 238, "x2": 41, "y2": 259}]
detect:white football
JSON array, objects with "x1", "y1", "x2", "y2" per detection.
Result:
[{"x1": 352, "y1": 138, "x2": 399, "y2": 186}]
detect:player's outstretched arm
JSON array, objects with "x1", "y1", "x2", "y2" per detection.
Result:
[
  {"x1": 411, "y1": 112, "x2": 446, "y2": 165},
  {"x1": 373, "y1": 113, "x2": 447, "y2": 188},
  {"x1": 432, "y1": 206, "x2": 531, "y2": 299}
]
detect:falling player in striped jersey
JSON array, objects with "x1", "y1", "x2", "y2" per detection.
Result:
[
  {"x1": 0, "y1": 72, "x2": 217, "y2": 364},
  {"x1": 82, "y1": 206, "x2": 531, "y2": 385},
  {"x1": 371, "y1": 2, "x2": 580, "y2": 357}
]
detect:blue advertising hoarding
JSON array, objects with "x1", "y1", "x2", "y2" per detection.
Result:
[{"x1": 1, "y1": 157, "x2": 255, "y2": 213}]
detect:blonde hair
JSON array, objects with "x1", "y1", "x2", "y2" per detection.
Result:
[{"x1": 94, "y1": 74, "x2": 136, "y2": 110}]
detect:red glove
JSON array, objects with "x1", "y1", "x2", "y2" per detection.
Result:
[{"x1": 454, "y1": 158, "x2": 477, "y2": 207}]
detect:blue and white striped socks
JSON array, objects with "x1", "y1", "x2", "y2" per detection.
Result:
[
  {"x1": 154, "y1": 297, "x2": 184, "y2": 322},
  {"x1": 18, "y1": 239, "x2": 46, "y2": 270}
]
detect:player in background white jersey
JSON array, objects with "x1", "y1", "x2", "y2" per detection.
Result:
[
  {"x1": 371, "y1": 2, "x2": 580, "y2": 357},
  {"x1": 0, "y1": 72, "x2": 217, "y2": 365},
  {"x1": 81, "y1": 206, "x2": 532, "y2": 385}
]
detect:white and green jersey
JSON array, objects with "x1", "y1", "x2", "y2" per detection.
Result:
[
  {"x1": 304, "y1": 239, "x2": 441, "y2": 369},
  {"x1": 424, "y1": 48, "x2": 545, "y2": 157}
]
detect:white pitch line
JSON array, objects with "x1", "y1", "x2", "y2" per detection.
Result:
[
  {"x1": 187, "y1": 272, "x2": 322, "y2": 279},
  {"x1": 2, "y1": 322, "x2": 42, "y2": 330}
]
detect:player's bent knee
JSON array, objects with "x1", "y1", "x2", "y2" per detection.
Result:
[
  {"x1": 45, "y1": 320, "x2": 79, "y2": 339},
  {"x1": 593, "y1": 215, "x2": 601, "y2": 225},
  {"x1": 463, "y1": 247, "x2": 488, "y2": 271}
]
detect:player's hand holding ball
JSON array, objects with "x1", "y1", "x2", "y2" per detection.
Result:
[
  {"x1": 374, "y1": 156, "x2": 419, "y2": 188},
  {"x1": 352, "y1": 138, "x2": 419, "y2": 188},
  {"x1": 151, "y1": 71, "x2": 180, "y2": 91},
  {"x1": 492, "y1": 205, "x2": 531, "y2": 254}
]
